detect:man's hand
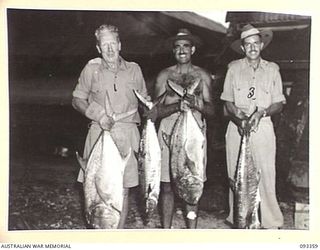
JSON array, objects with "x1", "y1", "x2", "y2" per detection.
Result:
[
  {"x1": 146, "y1": 103, "x2": 181, "y2": 122},
  {"x1": 233, "y1": 109, "x2": 250, "y2": 136},
  {"x1": 183, "y1": 93, "x2": 196, "y2": 107},
  {"x1": 182, "y1": 93, "x2": 206, "y2": 113},
  {"x1": 145, "y1": 106, "x2": 158, "y2": 122},
  {"x1": 248, "y1": 110, "x2": 264, "y2": 132},
  {"x1": 98, "y1": 114, "x2": 115, "y2": 131},
  {"x1": 237, "y1": 118, "x2": 250, "y2": 136}
]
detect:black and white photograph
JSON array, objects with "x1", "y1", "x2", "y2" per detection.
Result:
[
  {"x1": 6, "y1": 8, "x2": 311, "y2": 231},
  {"x1": 1, "y1": 1, "x2": 318, "y2": 246}
]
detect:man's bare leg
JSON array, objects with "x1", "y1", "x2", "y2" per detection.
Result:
[
  {"x1": 186, "y1": 203, "x2": 198, "y2": 229},
  {"x1": 160, "y1": 182, "x2": 175, "y2": 228}
]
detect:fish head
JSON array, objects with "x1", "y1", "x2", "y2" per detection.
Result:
[
  {"x1": 187, "y1": 78, "x2": 201, "y2": 95},
  {"x1": 89, "y1": 204, "x2": 121, "y2": 229}
]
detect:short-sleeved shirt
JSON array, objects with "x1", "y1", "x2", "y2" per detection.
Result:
[
  {"x1": 220, "y1": 58, "x2": 286, "y2": 115},
  {"x1": 72, "y1": 56, "x2": 147, "y2": 123}
]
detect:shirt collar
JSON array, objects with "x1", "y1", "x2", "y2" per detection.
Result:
[
  {"x1": 242, "y1": 57, "x2": 268, "y2": 71},
  {"x1": 100, "y1": 56, "x2": 128, "y2": 71}
]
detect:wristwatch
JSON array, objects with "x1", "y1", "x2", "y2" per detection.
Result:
[{"x1": 262, "y1": 109, "x2": 267, "y2": 117}]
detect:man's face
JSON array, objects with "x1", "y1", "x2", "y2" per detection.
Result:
[
  {"x1": 173, "y1": 39, "x2": 195, "y2": 64},
  {"x1": 241, "y1": 35, "x2": 264, "y2": 61},
  {"x1": 96, "y1": 31, "x2": 121, "y2": 64}
]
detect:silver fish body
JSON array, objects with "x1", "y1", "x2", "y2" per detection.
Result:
[
  {"x1": 81, "y1": 131, "x2": 130, "y2": 229},
  {"x1": 233, "y1": 130, "x2": 261, "y2": 229},
  {"x1": 76, "y1": 94, "x2": 136, "y2": 229},
  {"x1": 164, "y1": 79, "x2": 206, "y2": 205},
  {"x1": 167, "y1": 109, "x2": 205, "y2": 205},
  {"x1": 138, "y1": 119, "x2": 161, "y2": 215},
  {"x1": 134, "y1": 90, "x2": 161, "y2": 216}
]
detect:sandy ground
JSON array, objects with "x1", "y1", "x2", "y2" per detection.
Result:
[
  {"x1": 8, "y1": 104, "x2": 308, "y2": 230},
  {"x1": 8, "y1": 155, "x2": 302, "y2": 230}
]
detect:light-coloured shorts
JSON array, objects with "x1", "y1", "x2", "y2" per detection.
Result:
[{"x1": 77, "y1": 122, "x2": 140, "y2": 188}]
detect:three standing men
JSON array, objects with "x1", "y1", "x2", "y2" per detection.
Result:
[
  {"x1": 72, "y1": 23, "x2": 285, "y2": 229},
  {"x1": 221, "y1": 24, "x2": 285, "y2": 229}
]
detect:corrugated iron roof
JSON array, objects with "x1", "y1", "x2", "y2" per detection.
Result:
[{"x1": 226, "y1": 11, "x2": 311, "y2": 25}]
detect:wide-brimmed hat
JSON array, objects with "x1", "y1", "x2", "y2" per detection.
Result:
[
  {"x1": 167, "y1": 28, "x2": 202, "y2": 47},
  {"x1": 230, "y1": 24, "x2": 273, "y2": 54}
]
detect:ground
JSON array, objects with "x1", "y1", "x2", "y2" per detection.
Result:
[
  {"x1": 8, "y1": 154, "x2": 303, "y2": 230},
  {"x1": 8, "y1": 104, "x2": 308, "y2": 230}
]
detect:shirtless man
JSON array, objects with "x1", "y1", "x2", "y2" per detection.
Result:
[{"x1": 147, "y1": 29, "x2": 214, "y2": 228}]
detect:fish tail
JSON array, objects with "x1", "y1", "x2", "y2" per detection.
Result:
[{"x1": 75, "y1": 151, "x2": 86, "y2": 171}]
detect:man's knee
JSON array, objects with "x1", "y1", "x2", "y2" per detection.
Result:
[{"x1": 123, "y1": 187, "x2": 130, "y2": 199}]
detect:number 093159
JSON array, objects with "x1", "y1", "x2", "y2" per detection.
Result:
[{"x1": 300, "y1": 244, "x2": 318, "y2": 248}]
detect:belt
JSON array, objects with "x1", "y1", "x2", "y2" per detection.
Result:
[{"x1": 88, "y1": 121, "x2": 138, "y2": 129}]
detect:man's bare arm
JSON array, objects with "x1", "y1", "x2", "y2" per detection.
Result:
[
  {"x1": 224, "y1": 101, "x2": 250, "y2": 135},
  {"x1": 194, "y1": 71, "x2": 215, "y2": 117},
  {"x1": 249, "y1": 102, "x2": 283, "y2": 131}
]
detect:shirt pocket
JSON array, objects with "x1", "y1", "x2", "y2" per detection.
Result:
[
  {"x1": 234, "y1": 82, "x2": 250, "y2": 108},
  {"x1": 89, "y1": 80, "x2": 104, "y2": 103},
  {"x1": 257, "y1": 82, "x2": 272, "y2": 108}
]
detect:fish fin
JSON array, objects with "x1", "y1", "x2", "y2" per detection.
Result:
[
  {"x1": 248, "y1": 107, "x2": 259, "y2": 119},
  {"x1": 75, "y1": 151, "x2": 87, "y2": 170},
  {"x1": 133, "y1": 150, "x2": 140, "y2": 161},
  {"x1": 187, "y1": 78, "x2": 201, "y2": 94},
  {"x1": 161, "y1": 132, "x2": 171, "y2": 147},
  {"x1": 133, "y1": 90, "x2": 153, "y2": 110},
  {"x1": 167, "y1": 78, "x2": 201, "y2": 96},
  {"x1": 167, "y1": 79, "x2": 185, "y2": 97}
]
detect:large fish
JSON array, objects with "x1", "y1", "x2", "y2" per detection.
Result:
[
  {"x1": 133, "y1": 90, "x2": 161, "y2": 219},
  {"x1": 163, "y1": 79, "x2": 206, "y2": 205},
  {"x1": 231, "y1": 110, "x2": 261, "y2": 229},
  {"x1": 76, "y1": 92, "x2": 136, "y2": 229}
]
